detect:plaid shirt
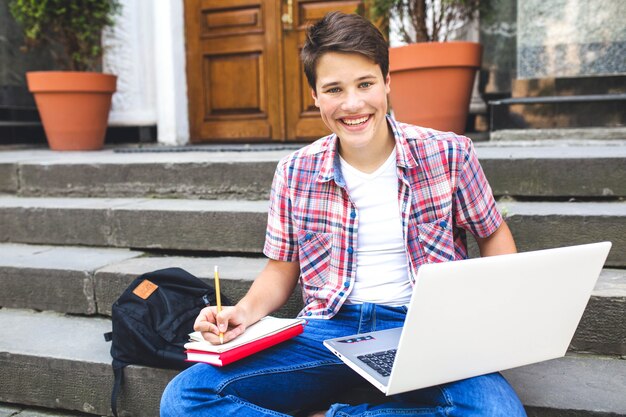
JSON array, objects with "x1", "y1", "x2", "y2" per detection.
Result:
[{"x1": 264, "y1": 116, "x2": 503, "y2": 319}]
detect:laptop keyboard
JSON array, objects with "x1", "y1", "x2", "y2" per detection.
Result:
[{"x1": 357, "y1": 349, "x2": 397, "y2": 377}]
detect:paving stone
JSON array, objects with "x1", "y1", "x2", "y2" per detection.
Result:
[
  {"x1": 0, "y1": 163, "x2": 17, "y2": 194},
  {"x1": 0, "y1": 244, "x2": 142, "y2": 314}
]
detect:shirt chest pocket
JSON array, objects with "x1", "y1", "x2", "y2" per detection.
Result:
[
  {"x1": 417, "y1": 214, "x2": 456, "y2": 263},
  {"x1": 297, "y1": 230, "x2": 332, "y2": 289}
]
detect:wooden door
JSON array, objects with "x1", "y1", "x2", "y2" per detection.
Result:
[
  {"x1": 282, "y1": 0, "x2": 363, "y2": 141},
  {"x1": 185, "y1": 0, "x2": 363, "y2": 142},
  {"x1": 185, "y1": 0, "x2": 283, "y2": 142}
]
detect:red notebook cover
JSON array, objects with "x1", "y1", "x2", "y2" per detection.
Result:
[{"x1": 186, "y1": 323, "x2": 304, "y2": 366}]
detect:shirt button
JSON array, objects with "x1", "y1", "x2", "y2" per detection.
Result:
[
  {"x1": 350, "y1": 211, "x2": 356, "y2": 219},
  {"x1": 305, "y1": 233, "x2": 313, "y2": 240},
  {"x1": 344, "y1": 281, "x2": 350, "y2": 288},
  {"x1": 439, "y1": 220, "x2": 447, "y2": 229},
  {"x1": 347, "y1": 247, "x2": 354, "y2": 254}
]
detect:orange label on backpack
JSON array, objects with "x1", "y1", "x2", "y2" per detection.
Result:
[{"x1": 133, "y1": 279, "x2": 158, "y2": 300}]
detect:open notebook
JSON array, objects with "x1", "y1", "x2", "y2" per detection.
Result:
[{"x1": 185, "y1": 316, "x2": 305, "y2": 366}]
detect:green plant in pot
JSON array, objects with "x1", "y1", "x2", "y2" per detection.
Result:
[
  {"x1": 365, "y1": 0, "x2": 485, "y2": 134},
  {"x1": 9, "y1": 0, "x2": 122, "y2": 150}
]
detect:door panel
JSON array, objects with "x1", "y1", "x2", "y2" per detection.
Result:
[
  {"x1": 299, "y1": 0, "x2": 362, "y2": 20},
  {"x1": 185, "y1": 0, "x2": 283, "y2": 142},
  {"x1": 203, "y1": 7, "x2": 263, "y2": 37}
]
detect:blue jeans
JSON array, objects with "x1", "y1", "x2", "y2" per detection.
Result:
[{"x1": 161, "y1": 303, "x2": 527, "y2": 416}]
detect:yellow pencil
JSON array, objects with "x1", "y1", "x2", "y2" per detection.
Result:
[{"x1": 214, "y1": 265, "x2": 224, "y2": 344}]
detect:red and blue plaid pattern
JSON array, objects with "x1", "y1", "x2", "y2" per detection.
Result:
[{"x1": 264, "y1": 117, "x2": 503, "y2": 318}]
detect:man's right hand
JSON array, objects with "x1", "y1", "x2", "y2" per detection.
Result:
[
  {"x1": 193, "y1": 258, "x2": 300, "y2": 345},
  {"x1": 193, "y1": 305, "x2": 249, "y2": 345}
]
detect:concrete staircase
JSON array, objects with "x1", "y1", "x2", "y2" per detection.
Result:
[{"x1": 0, "y1": 139, "x2": 625, "y2": 416}]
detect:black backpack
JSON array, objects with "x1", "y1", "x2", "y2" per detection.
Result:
[{"x1": 104, "y1": 267, "x2": 231, "y2": 416}]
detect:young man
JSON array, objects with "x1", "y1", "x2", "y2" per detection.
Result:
[{"x1": 161, "y1": 12, "x2": 526, "y2": 417}]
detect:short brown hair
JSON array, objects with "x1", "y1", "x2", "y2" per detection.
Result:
[{"x1": 301, "y1": 12, "x2": 389, "y2": 91}]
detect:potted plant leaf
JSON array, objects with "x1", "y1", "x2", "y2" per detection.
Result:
[
  {"x1": 9, "y1": 0, "x2": 121, "y2": 150},
  {"x1": 365, "y1": 0, "x2": 485, "y2": 134}
]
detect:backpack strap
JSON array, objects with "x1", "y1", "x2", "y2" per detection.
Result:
[{"x1": 111, "y1": 360, "x2": 126, "y2": 417}]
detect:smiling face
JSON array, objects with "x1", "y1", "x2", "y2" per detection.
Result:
[{"x1": 312, "y1": 52, "x2": 393, "y2": 161}]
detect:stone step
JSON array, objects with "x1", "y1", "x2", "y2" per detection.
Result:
[
  {"x1": 1, "y1": 144, "x2": 625, "y2": 199},
  {"x1": 0, "y1": 309, "x2": 624, "y2": 416},
  {"x1": 1, "y1": 243, "x2": 623, "y2": 356},
  {"x1": 498, "y1": 201, "x2": 625, "y2": 267},
  {"x1": 92, "y1": 253, "x2": 303, "y2": 319},
  {"x1": 1, "y1": 196, "x2": 624, "y2": 266},
  {"x1": 0, "y1": 148, "x2": 289, "y2": 201},
  {"x1": 0, "y1": 196, "x2": 269, "y2": 253},
  {"x1": 0, "y1": 403, "x2": 91, "y2": 416},
  {"x1": 477, "y1": 143, "x2": 626, "y2": 198},
  {"x1": 490, "y1": 127, "x2": 626, "y2": 142},
  {"x1": 0, "y1": 244, "x2": 142, "y2": 315},
  {"x1": 0, "y1": 308, "x2": 176, "y2": 417},
  {"x1": 571, "y1": 268, "x2": 626, "y2": 357},
  {"x1": 500, "y1": 355, "x2": 626, "y2": 417},
  {"x1": 0, "y1": 243, "x2": 300, "y2": 320}
]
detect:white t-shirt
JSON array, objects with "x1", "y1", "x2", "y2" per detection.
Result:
[{"x1": 340, "y1": 149, "x2": 413, "y2": 306}]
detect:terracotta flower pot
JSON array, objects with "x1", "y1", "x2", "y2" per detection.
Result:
[
  {"x1": 26, "y1": 71, "x2": 117, "y2": 151},
  {"x1": 389, "y1": 42, "x2": 482, "y2": 134}
]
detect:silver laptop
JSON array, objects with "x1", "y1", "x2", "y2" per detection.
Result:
[{"x1": 324, "y1": 242, "x2": 612, "y2": 396}]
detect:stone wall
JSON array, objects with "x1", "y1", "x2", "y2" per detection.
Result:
[
  {"x1": 517, "y1": 0, "x2": 626, "y2": 79},
  {"x1": 480, "y1": 0, "x2": 517, "y2": 95}
]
